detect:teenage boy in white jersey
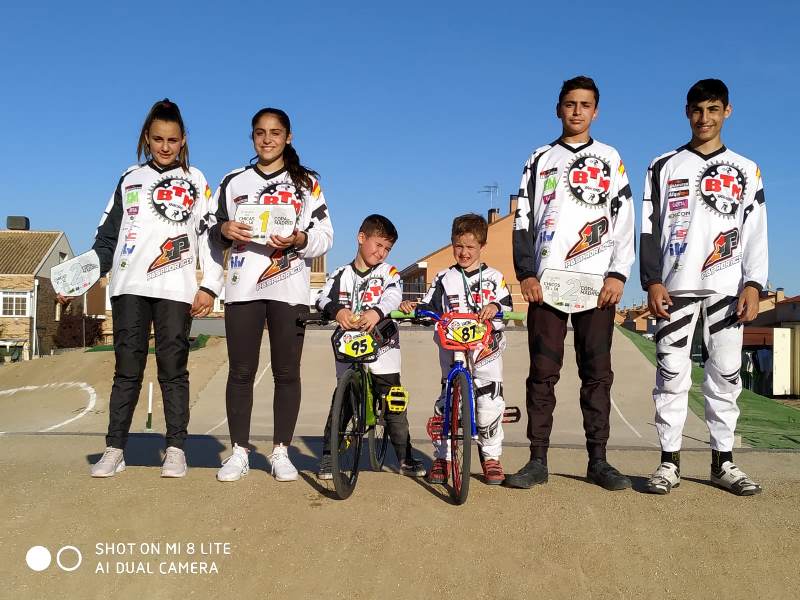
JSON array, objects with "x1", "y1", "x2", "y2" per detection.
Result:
[
  {"x1": 507, "y1": 76, "x2": 636, "y2": 491},
  {"x1": 640, "y1": 79, "x2": 767, "y2": 496}
]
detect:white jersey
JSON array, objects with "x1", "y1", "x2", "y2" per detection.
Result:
[
  {"x1": 417, "y1": 264, "x2": 513, "y2": 381},
  {"x1": 513, "y1": 138, "x2": 635, "y2": 284},
  {"x1": 209, "y1": 166, "x2": 333, "y2": 305},
  {"x1": 640, "y1": 144, "x2": 768, "y2": 296},
  {"x1": 316, "y1": 262, "x2": 402, "y2": 375},
  {"x1": 92, "y1": 162, "x2": 223, "y2": 304}
]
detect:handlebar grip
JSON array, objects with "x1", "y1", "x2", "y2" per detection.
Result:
[
  {"x1": 497, "y1": 311, "x2": 526, "y2": 321},
  {"x1": 389, "y1": 311, "x2": 415, "y2": 319}
]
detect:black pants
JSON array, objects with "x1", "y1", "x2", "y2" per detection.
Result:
[
  {"x1": 525, "y1": 303, "x2": 614, "y2": 460},
  {"x1": 322, "y1": 372, "x2": 413, "y2": 463},
  {"x1": 106, "y1": 295, "x2": 192, "y2": 449},
  {"x1": 224, "y1": 300, "x2": 308, "y2": 446}
]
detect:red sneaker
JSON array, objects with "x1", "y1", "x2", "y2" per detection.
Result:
[
  {"x1": 482, "y1": 459, "x2": 505, "y2": 485},
  {"x1": 427, "y1": 458, "x2": 450, "y2": 484}
]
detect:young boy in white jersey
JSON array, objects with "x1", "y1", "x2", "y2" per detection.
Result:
[
  {"x1": 507, "y1": 76, "x2": 635, "y2": 491},
  {"x1": 316, "y1": 215, "x2": 426, "y2": 478},
  {"x1": 640, "y1": 79, "x2": 767, "y2": 496},
  {"x1": 401, "y1": 213, "x2": 513, "y2": 485}
]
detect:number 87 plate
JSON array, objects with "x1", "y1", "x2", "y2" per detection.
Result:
[{"x1": 539, "y1": 268, "x2": 604, "y2": 314}]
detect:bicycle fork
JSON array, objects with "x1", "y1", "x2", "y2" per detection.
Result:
[{"x1": 441, "y1": 351, "x2": 478, "y2": 442}]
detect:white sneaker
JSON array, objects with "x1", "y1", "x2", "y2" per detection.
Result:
[
  {"x1": 645, "y1": 462, "x2": 680, "y2": 494},
  {"x1": 270, "y1": 444, "x2": 298, "y2": 481},
  {"x1": 711, "y1": 461, "x2": 762, "y2": 496},
  {"x1": 161, "y1": 447, "x2": 187, "y2": 478},
  {"x1": 217, "y1": 444, "x2": 250, "y2": 482},
  {"x1": 91, "y1": 447, "x2": 125, "y2": 478}
]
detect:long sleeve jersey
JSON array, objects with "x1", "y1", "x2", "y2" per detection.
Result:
[
  {"x1": 417, "y1": 264, "x2": 513, "y2": 376},
  {"x1": 209, "y1": 165, "x2": 333, "y2": 305},
  {"x1": 639, "y1": 145, "x2": 768, "y2": 296},
  {"x1": 513, "y1": 138, "x2": 635, "y2": 284},
  {"x1": 317, "y1": 261, "x2": 402, "y2": 374},
  {"x1": 92, "y1": 162, "x2": 223, "y2": 304}
]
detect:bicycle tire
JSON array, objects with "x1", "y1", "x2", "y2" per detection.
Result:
[
  {"x1": 367, "y1": 399, "x2": 389, "y2": 472},
  {"x1": 449, "y1": 370, "x2": 472, "y2": 505},
  {"x1": 331, "y1": 368, "x2": 364, "y2": 499}
]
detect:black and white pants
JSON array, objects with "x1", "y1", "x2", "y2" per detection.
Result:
[{"x1": 653, "y1": 294, "x2": 743, "y2": 452}]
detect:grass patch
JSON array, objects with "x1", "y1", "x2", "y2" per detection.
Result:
[
  {"x1": 617, "y1": 326, "x2": 800, "y2": 449},
  {"x1": 86, "y1": 334, "x2": 211, "y2": 354}
]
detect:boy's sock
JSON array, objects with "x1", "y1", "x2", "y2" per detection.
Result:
[
  {"x1": 711, "y1": 449, "x2": 733, "y2": 472},
  {"x1": 661, "y1": 450, "x2": 680, "y2": 468}
]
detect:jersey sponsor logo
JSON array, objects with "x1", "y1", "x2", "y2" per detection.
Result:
[
  {"x1": 126, "y1": 191, "x2": 139, "y2": 205},
  {"x1": 668, "y1": 179, "x2": 689, "y2": 188},
  {"x1": 542, "y1": 175, "x2": 558, "y2": 204},
  {"x1": 230, "y1": 254, "x2": 245, "y2": 269},
  {"x1": 668, "y1": 242, "x2": 687, "y2": 257},
  {"x1": 669, "y1": 199, "x2": 688, "y2": 211},
  {"x1": 256, "y1": 181, "x2": 302, "y2": 214},
  {"x1": 469, "y1": 279, "x2": 498, "y2": 306},
  {"x1": 539, "y1": 167, "x2": 558, "y2": 179},
  {"x1": 564, "y1": 154, "x2": 611, "y2": 207},
  {"x1": 233, "y1": 195, "x2": 249, "y2": 205},
  {"x1": 697, "y1": 162, "x2": 746, "y2": 217},
  {"x1": 147, "y1": 234, "x2": 192, "y2": 276},
  {"x1": 668, "y1": 189, "x2": 689, "y2": 199},
  {"x1": 125, "y1": 184, "x2": 142, "y2": 192},
  {"x1": 702, "y1": 228, "x2": 740, "y2": 272},
  {"x1": 150, "y1": 177, "x2": 198, "y2": 224},
  {"x1": 256, "y1": 248, "x2": 303, "y2": 290},
  {"x1": 565, "y1": 217, "x2": 610, "y2": 262},
  {"x1": 121, "y1": 243, "x2": 135, "y2": 256},
  {"x1": 126, "y1": 206, "x2": 139, "y2": 216}
]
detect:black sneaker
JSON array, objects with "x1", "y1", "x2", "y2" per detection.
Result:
[
  {"x1": 400, "y1": 457, "x2": 426, "y2": 477},
  {"x1": 503, "y1": 458, "x2": 548, "y2": 489},
  {"x1": 587, "y1": 460, "x2": 631, "y2": 491},
  {"x1": 317, "y1": 454, "x2": 333, "y2": 481}
]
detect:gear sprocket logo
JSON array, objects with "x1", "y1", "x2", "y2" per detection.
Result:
[
  {"x1": 150, "y1": 177, "x2": 198, "y2": 223},
  {"x1": 256, "y1": 181, "x2": 302, "y2": 215},
  {"x1": 564, "y1": 154, "x2": 611, "y2": 207},
  {"x1": 697, "y1": 162, "x2": 746, "y2": 217}
]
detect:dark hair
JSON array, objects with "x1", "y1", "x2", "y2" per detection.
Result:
[
  {"x1": 451, "y1": 213, "x2": 488, "y2": 245},
  {"x1": 687, "y1": 79, "x2": 729, "y2": 107},
  {"x1": 137, "y1": 98, "x2": 189, "y2": 171},
  {"x1": 359, "y1": 214, "x2": 398, "y2": 243},
  {"x1": 250, "y1": 107, "x2": 319, "y2": 193},
  {"x1": 558, "y1": 75, "x2": 600, "y2": 106}
]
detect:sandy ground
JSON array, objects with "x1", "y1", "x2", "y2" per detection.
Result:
[{"x1": 1, "y1": 327, "x2": 798, "y2": 599}]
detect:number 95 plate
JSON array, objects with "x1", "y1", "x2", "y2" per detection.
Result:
[{"x1": 540, "y1": 269, "x2": 604, "y2": 314}]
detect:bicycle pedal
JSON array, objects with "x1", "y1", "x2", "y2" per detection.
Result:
[
  {"x1": 426, "y1": 415, "x2": 443, "y2": 441},
  {"x1": 385, "y1": 386, "x2": 409, "y2": 413},
  {"x1": 502, "y1": 406, "x2": 521, "y2": 423}
]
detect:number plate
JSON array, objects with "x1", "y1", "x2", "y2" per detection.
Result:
[
  {"x1": 50, "y1": 250, "x2": 101, "y2": 296},
  {"x1": 235, "y1": 204, "x2": 297, "y2": 245},
  {"x1": 445, "y1": 318, "x2": 487, "y2": 344},
  {"x1": 336, "y1": 330, "x2": 377, "y2": 359},
  {"x1": 540, "y1": 269, "x2": 604, "y2": 313}
]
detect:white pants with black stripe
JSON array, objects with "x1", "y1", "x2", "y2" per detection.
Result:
[{"x1": 653, "y1": 294, "x2": 743, "y2": 452}]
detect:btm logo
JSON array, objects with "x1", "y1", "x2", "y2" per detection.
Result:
[
  {"x1": 566, "y1": 217, "x2": 609, "y2": 259},
  {"x1": 148, "y1": 234, "x2": 191, "y2": 272},
  {"x1": 703, "y1": 229, "x2": 739, "y2": 270}
]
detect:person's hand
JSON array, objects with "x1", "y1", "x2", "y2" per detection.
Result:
[
  {"x1": 356, "y1": 309, "x2": 381, "y2": 332},
  {"x1": 598, "y1": 277, "x2": 624, "y2": 308},
  {"x1": 221, "y1": 221, "x2": 252, "y2": 242},
  {"x1": 737, "y1": 286, "x2": 760, "y2": 323},
  {"x1": 56, "y1": 294, "x2": 74, "y2": 305},
  {"x1": 399, "y1": 300, "x2": 417, "y2": 314},
  {"x1": 191, "y1": 290, "x2": 214, "y2": 318},
  {"x1": 520, "y1": 277, "x2": 543, "y2": 304},
  {"x1": 269, "y1": 229, "x2": 306, "y2": 250},
  {"x1": 335, "y1": 308, "x2": 359, "y2": 330},
  {"x1": 647, "y1": 283, "x2": 673, "y2": 320},
  {"x1": 478, "y1": 303, "x2": 499, "y2": 322}
]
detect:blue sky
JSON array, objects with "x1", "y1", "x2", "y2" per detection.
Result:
[{"x1": 1, "y1": 1, "x2": 796, "y2": 306}]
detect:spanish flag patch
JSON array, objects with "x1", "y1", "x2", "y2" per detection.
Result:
[
  {"x1": 389, "y1": 266, "x2": 398, "y2": 278},
  {"x1": 312, "y1": 181, "x2": 321, "y2": 199},
  {"x1": 756, "y1": 166, "x2": 761, "y2": 179},
  {"x1": 205, "y1": 184, "x2": 212, "y2": 200},
  {"x1": 618, "y1": 162, "x2": 626, "y2": 176}
]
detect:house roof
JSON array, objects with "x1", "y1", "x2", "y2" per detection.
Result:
[
  {"x1": 777, "y1": 295, "x2": 800, "y2": 305},
  {"x1": 0, "y1": 230, "x2": 62, "y2": 275}
]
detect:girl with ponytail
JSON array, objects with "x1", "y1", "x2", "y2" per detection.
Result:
[
  {"x1": 87, "y1": 99, "x2": 223, "y2": 479},
  {"x1": 209, "y1": 108, "x2": 333, "y2": 482}
]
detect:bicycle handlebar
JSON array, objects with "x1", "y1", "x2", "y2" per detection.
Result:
[{"x1": 388, "y1": 310, "x2": 526, "y2": 321}]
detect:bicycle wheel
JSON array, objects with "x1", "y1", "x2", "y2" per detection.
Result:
[
  {"x1": 368, "y1": 397, "x2": 389, "y2": 472},
  {"x1": 449, "y1": 371, "x2": 473, "y2": 505},
  {"x1": 331, "y1": 368, "x2": 364, "y2": 499}
]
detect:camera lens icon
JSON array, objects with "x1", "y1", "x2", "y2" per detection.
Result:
[{"x1": 26, "y1": 546, "x2": 82, "y2": 572}]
